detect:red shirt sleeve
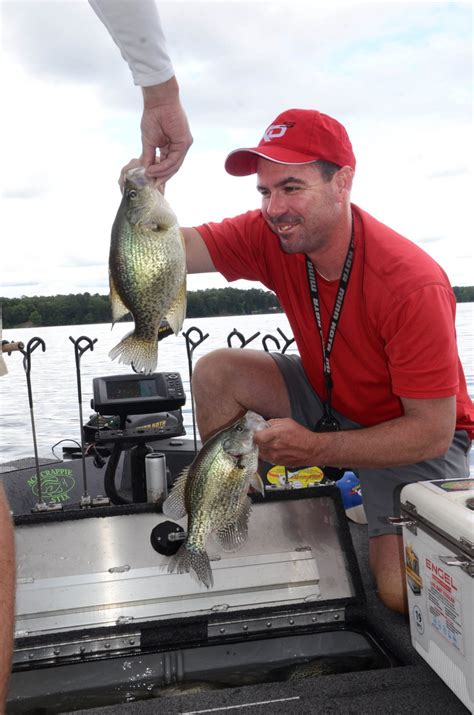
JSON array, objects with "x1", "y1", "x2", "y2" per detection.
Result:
[
  {"x1": 381, "y1": 284, "x2": 459, "y2": 398},
  {"x1": 195, "y1": 211, "x2": 274, "y2": 288}
]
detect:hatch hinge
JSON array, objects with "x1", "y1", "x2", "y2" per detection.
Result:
[
  {"x1": 13, "y1": 631, "x2": 141, "y2": 667},
  {"x1": 208, "y1": 608, "x2": 346, "y2": 639}
]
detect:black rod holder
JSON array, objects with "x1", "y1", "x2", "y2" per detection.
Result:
[
  {"x1": 262, "y1": 327, "x2": 295, "y2": 354},
  {"x1": 226, "y1": 328, "x2": 261, "y2": 349},
  {"x1": 20, "y1": 337, "x2": 47, "y2": 510},
  {"x1": 69, "y1": 335, "x2": 97, "y2": 504},
  {"x1": 182, "y1": 326, "x2": 209, "y2": 455}
]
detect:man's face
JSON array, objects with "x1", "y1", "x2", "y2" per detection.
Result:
[{"x1": 256, "y1": 158, "x2": 347, "y2": 255}]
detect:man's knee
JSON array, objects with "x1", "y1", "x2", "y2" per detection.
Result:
[
  {"x1": 369, "y1": 534, "x2": 408, "y2": 615},
  {"x1": 192, "y1": 349, "x2": 233, "y2": 392}
]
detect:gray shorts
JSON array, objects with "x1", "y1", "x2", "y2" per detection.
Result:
[{"x1": 270, "y1": 353, "x2": 472, "y2": 538}]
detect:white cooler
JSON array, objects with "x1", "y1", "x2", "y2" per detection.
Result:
[{"x1": 400, "y1": 478, "x2": 474, "y2": 712}]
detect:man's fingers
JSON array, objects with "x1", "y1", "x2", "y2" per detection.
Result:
[{"x1": 145, "y1": 151, "x2": 185, "y2": 181}]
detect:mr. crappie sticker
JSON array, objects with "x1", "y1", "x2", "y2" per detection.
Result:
[{"x1": 27, "y1": 467, "x2": 76, "y2": 503}]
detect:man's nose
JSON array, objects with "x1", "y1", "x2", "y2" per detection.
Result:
[{"x1": 265, "y1": 192, "x2": 287, "y2": 217}]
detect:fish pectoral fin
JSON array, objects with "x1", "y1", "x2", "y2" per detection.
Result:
[
  {"x1": 162, "y1": 465, "x2": 190, "y2": 520},
  {"x1": 109, "y1": 271, "x2": 130, "y2": 325},
  {"x1": 164, "y1": 279, "x2": 187, "y2": 335},
  {"x1": 250, "y1": 472, "x2": 265, "y2": 497},
  {"x1": 216, "y1": 496, "x2": 251, "y2": 552}
]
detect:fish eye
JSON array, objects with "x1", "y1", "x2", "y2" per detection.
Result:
[
  {"x1": 127, "y1": 189, "x2": 138, "y2": 200},
  {"x1": 235, "y1": 424, "x2": 244, "y2": 432}
]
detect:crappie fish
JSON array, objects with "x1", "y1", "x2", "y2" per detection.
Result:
[
  {"x1": 162, "y1": 411, "x2": 267, "y2": 588},
  {"x1": 108, "y1": 167, "x2": 186, "y2": 374}
]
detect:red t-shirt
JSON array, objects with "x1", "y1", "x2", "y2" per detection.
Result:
[{"x1": 196, "y1": 204, "x2": 474, "y2": 438}]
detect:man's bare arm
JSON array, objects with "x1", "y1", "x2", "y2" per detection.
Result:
[
  {"x1": 255, "y1": 395, "x2": 457, "y2": 469},
  {"x1": 181, "y1": 227, "x2": 217, "y2": 274}
]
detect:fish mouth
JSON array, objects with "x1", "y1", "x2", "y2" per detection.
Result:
[{"x1": 224, "y1": 444, "x2": 253, "y2": 458}]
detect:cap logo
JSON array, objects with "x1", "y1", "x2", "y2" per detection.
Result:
[{"x1": 262, "y1": 121, "x2": 295, "y2": 143}]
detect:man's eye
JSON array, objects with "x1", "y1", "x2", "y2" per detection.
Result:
[{"x1": 284, "y1": 186, "x2": 300, "y2": 193}]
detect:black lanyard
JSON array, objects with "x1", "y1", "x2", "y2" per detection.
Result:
[{"x1": 305, "y1": 218, "x2": 355, "y2": 423}]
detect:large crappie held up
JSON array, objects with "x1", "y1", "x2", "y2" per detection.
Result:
[
  {"x1": 163, "y1": 411, "x2": 267, "y2": 588},
  {"x1": 108, "y1": 167, "x2": 186, "y2": 374}
]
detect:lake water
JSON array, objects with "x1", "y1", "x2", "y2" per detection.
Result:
[{"x1": 1, "y1": 305, "x2": 473, "y2": 464}]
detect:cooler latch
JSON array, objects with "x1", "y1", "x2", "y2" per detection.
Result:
[{"x1": 438, "y1": 555, "x2": 474, "y2": 578}]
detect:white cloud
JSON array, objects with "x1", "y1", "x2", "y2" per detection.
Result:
[{"x1": 0, "y1": 0, "x2": 472, "y2": 297}]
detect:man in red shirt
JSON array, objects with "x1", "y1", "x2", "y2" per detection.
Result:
[{"x1": 182, "y1": 108, "x2": 473, "y2": 614}]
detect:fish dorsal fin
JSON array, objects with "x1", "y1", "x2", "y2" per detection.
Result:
[
  {"x1": 165, "y1": 278, "x2": 187, "y2": 335},
  {"x1": 109, "y1": 271, "x2": 130, "y2": 325},
  {"x1": 162, "y1": 465, "x2": 190, "y2": 519},
  {"x1": 215, "y1": 496, "x2": 251, "y2": 552}
]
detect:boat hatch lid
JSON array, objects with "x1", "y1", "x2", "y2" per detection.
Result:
[{"x1": 14, "y1": 486, "x2": 365, "y2": 639}]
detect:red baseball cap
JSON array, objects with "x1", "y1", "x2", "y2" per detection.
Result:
[{"x1": 225, "y1": 108, "x2": 356, "y2": 176}]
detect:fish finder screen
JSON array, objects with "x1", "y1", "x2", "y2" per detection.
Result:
[{"x1": 106, "y1": 379, "x2": 158, "y2": 400}]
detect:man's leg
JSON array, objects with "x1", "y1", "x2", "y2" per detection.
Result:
[
  {"x1": 369, "y1": 534, "x2": 407, "y2": 614},
  {"x1": 360, "y1": 430, "x2": 471, "y2": 616},
  {"x1": 192, "y1": 348, "x2": 292, "y2": 441}
]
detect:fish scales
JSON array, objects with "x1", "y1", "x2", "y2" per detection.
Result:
[
  {"x1": 163, "y1": 411, "x2": 266, "y2": 588},
  {"x1": 185, "y1": 439, "x2": 255, "y2": 551},
  {"x1": 108, "y1": 166, "x2": 186, "y2": 374}
]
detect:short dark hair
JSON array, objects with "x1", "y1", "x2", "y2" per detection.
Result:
[{"x1": 312, "y1": 160, "x2": 341, "y2": 182}]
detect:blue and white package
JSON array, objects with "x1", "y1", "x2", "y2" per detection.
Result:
[{"x1": 336, "y1": 471, "x2": 367, "y2": 524}]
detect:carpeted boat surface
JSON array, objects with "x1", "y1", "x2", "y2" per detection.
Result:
[{"x1": 68, "y1": 522, "x2": 469, "y2": 714}]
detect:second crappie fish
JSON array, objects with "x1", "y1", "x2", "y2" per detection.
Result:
[
  {"x1": 162, "y1": 411, "x2": 267, "y2": 588},
  {"x1": 108, "y1": 167, "x2": 186, "y2": 374}
]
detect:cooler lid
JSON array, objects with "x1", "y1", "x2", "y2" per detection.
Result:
[{"x1": 401, "y1": 479, "x2": 474, "y2": 553}]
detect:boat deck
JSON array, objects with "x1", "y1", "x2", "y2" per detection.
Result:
[{"x1": 64, "y1": 521, "x2": 469, "y2": 715}]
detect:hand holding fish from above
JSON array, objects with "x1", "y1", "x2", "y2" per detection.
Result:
[
  {"x1": 162, "y1": 411, "x2": 268, "y2": 588},
  {"x1": 108, "y1": 166, "x2": 186, "y2": 374}
]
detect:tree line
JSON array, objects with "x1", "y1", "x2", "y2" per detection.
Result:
[
  {"x1": 0, "y1": 288, "x2": 282, "y2": 328},
  {"x1": 1, "y1": 285, "x2": 472, "y2": 329}
]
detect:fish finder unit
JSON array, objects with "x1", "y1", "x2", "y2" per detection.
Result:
[{"x1": 91, "y1": 372, "x2": 185, "y2": 417}]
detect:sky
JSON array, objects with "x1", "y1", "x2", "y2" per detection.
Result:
[{"x1": 1, "y1": 0, "x2": 472, "y2": 299}]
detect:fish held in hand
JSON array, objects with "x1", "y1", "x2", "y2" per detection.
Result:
[
  {"x1": 108, "y1": 167, "x2": 186, "y2": 374},
  {"x1": 162, "y1": 411, "x2": 267, "y2": 588}
]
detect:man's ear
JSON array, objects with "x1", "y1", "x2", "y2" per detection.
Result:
[{"x1": 335, "y1": 165, "x2": 354, "y2": 198}]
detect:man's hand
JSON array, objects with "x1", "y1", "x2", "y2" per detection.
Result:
[
  {"x1": 140, "y1": 77, "x2": 193, "y2": 184},
  {"x1": 254, "y1": 418, "x2": 321, "y2": 466}
]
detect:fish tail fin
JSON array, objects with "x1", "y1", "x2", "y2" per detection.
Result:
[
  {"x1": 108, "y1": 330, "x2": 157, "y2": 374},
  {"x1": 168, "y1": 543, "x2": 214, "y2": 589}
]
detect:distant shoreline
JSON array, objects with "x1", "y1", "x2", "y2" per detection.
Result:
[
  {"x1": 1, "y1": 287, "x2": 284, "y2": 329},
  {"x1": 1, "y1": 286, "x2": 472, "y2": 330}
]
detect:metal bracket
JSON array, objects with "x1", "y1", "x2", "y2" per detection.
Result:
[
  {"x1": 14, "y1": 631, "x2": 141, "y2": 666},
  {"x1": 208, "y1": 608, "x2": 345, "y2": 639}
]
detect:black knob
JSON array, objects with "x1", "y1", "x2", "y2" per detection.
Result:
[{"x1": 150, "y1": 520, "x2": 185, "y2": 556}]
